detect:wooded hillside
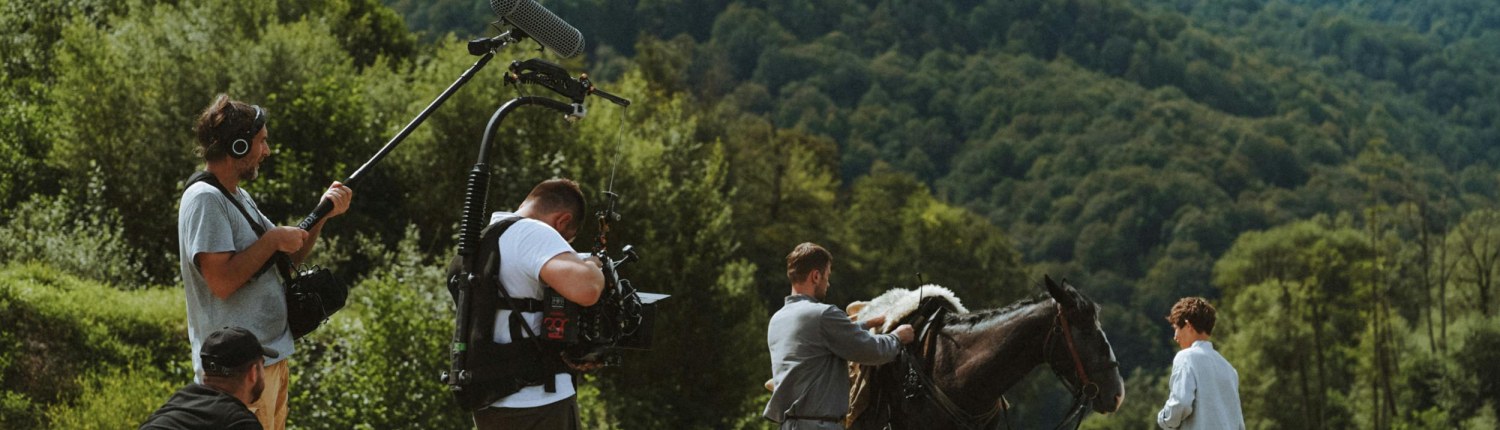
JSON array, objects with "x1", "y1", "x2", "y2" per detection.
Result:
[{"x1": 3, "y1": 0, "x2": 1497, "y2": 428}]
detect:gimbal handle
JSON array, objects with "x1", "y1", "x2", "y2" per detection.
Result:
[{"x1": 507, "y1": 59, "x2": 632, "y2": 107}]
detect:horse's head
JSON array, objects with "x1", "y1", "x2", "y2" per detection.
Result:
[{"x1": 1043, "y1": 275, "x2": 1125, "y2": 414}]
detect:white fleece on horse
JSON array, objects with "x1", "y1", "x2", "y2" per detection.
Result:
[{"x1": 846, "y1": 284, "x2": 968, "y2": 333}]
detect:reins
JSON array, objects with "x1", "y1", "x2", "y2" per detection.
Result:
[
  {"x1": 894, "y1": 300, "x2": 1116, "y2": 430},
  {"x1": 897, "y1": 312, "x2": 1010, "y2": 430}
]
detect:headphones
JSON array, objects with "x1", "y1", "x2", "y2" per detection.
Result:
[{"x1": 227, "y1": 105, "x2": 267, "y2": 159}]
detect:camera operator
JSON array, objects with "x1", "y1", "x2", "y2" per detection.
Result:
[
  {"x1": 177, "y1": 94, "x2": 352, "y2": 430},
  {"x1": 475, "y1": 178, "x2": 605, "y2": 430}
]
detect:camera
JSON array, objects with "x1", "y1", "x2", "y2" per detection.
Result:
[{"x1": 553, "y1": 245, "x2": 668, "y2": 365}]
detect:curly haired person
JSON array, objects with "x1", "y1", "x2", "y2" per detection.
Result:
[{"x1": 1158, "y1": 297, "x2": 1245, "y2": 430}]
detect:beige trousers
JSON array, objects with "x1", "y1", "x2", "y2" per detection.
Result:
[{"x1": 246, "y1": 359, "x2": 289, "y2": 430}]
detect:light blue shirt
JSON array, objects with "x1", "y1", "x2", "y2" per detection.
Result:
[
  {"x1": 1158, "y1": 341, "x2": 1245, "y2": 430},
  {"x1": 178, "y1": 182, "x2": 294, "y2": 377}
]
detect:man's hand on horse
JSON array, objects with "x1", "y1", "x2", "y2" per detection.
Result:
[
  {"x1": 860, "y1": 314, "x2": 887, "y2": 330},
  {"x1": 892, "y1": 324, "x2": 915, "y2": 344}
]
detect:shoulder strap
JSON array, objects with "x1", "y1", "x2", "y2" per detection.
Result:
[
  {"x1": 472, "y1": 215, "x2": 572, "y2": 393},
  {"x1": 482, "y1": 216, "x2": 564, "y2": 387},
  {"x1": 480, "y1": 217, "x2": 545, "y2": 312},
  {"x1": 186, "y1": 171, "x2": 293, "y2": 280},
  {"x1": 480, "y1": 216, "x2": 543, "y2": 327}
]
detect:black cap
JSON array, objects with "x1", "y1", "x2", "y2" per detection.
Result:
[{"x1": 201, "y1": 327, "x2": 277, "y2": 376}]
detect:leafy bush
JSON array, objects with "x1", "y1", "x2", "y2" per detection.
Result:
[
  {"x1": 291, "y1": 226, "x2": 472, "y2": 429},
  {"x1": 0, "y1": 171, "x2": 151, "y2": 287},
  {"x1": 0, "y1": 262, "x2": 185, "y2": 429},
  {"x1": 44, "y1": 366, "x2": 188, "y2": 430}
]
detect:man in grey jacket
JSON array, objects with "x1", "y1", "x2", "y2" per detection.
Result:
[{"x1": 764, "y1": 242, "x2": 915, "y2": 429}]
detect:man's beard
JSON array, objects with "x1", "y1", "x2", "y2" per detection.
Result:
[
  {"x1": 237, "y1": 158, "x2": 260, "y2": 181},
  {"x1": 250, "y1": 375, "x2": 265, "y2": 403}
]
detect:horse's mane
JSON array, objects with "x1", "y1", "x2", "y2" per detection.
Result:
[{"x1": 944, "y1": 293, "x2": 1053, "y2": 326}]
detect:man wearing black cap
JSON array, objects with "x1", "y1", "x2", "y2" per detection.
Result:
[{"x1": 140, "y1": 327, "x2": 277, "y2": 430}]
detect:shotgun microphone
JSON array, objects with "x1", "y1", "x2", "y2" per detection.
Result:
[{"x1": 489, "y1": 0, "x2": 585, "y2": 58}]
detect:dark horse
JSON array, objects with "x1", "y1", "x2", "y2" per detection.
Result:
[{"x1": 851, "y1": 276, "x2": 1125, "y2": 430}]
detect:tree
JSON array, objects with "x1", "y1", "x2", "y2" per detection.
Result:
[
  {"x1": 836, "y1": 166, "x2": 1028, "y2": 309},
  {"x1": 569, "y1": 71, "x2": 770, "y2": 429},
  {"x1": 708, "y1": 3, "x2": 794, "y2": 81},
  {"x1": 1215, "y1": 216, "x2": 1375, "y2": 429},
  {"x1": 1447, "y1": 209, "x2": 1500, "y2": 317},
  {"x1": 42, "y1": 0, "x2": 409, "y2": 279}
]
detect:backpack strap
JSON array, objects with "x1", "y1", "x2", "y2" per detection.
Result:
[
  {"x1": 495, "y1": 298, "x2": 547, "y2": 312},
  {"x1": 478, "y1": 216, "x2": 562, "y2": 393},
  {"x1": 185, "y1": 171, "x2": 292, "y2": 280}
]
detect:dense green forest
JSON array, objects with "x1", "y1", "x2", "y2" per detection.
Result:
[{"x1": 3, "y1": 0, "x2": 1498, "y2": 428}]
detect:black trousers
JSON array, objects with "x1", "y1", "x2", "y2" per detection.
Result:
[{"x1": 473, "y1": 396, "x2": 580, "y2": 430}]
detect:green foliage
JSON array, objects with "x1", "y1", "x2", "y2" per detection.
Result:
[
  {"x1": 0, "y1": 262, "x2": 185, "y2": 429},
  {"x1": 318, "y1": 0, "x2": 416, "y2": 67},
  {"x1": 836, "y1": 165, "x2": 1030, "y2": 309},
  {"x1": 575, "y1": 376, "x2": 621, "y2": 428},
  {"x1": 44, "y1": 366, "x2": 187, "y2": 430},
  {"x1": 291, "y1": 226, "x2": 471, "y2": 429},
  {"x1": 0, "y1": 0, "x2": 133, "y2": 87},
  {"x1": 710, "y1": 3, "x2": 795, "y2": 81},
  {"x1": 32, "y1": 0, "x2": 415, "y2": 280},
  {"x1": 1452, "y1": 317, "x2": 1500, "y2": 422},
  {"x1": 0, "y1": 72, "x2": 56, "y2": 209},
  {"x1": 8, "y1": 0, "x2": 1500, "y2": 428},
  {"x1": 1444, "y1": 209, "x2": 1500, "y2": 317},
  {"x1": 0, "y1": 389, "x2": 37, "y2": 430},
  {"x1": 0, "y1": 172, "x2": 149, "y2": 286},
  {"x1": 380, "y1": 0, "x2": 490, "y2": 42},
  {"x1": 1213, "y1": 216, "x2": 1380, "y2": 429}
]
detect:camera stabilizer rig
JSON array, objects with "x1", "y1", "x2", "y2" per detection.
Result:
[
  {"x1": 442, "y1": 47, "x2": 663, "y2": 398},
  {"x1": 567, "y1": 179, "x2": 654, "y2": 366},
  {"x1": 501, "y1": 57, "x2": 654, "y2": 366}
]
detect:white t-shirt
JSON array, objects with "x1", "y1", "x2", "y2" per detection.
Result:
[{"x1": 487, "y1": 212, "x2": 578, "y2": 408}]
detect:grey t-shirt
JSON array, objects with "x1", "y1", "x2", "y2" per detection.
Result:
[{"x1": 178, "y1": 181, "x2": 293, "y2": 374}]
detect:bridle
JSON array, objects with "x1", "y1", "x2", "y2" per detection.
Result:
[
  {"x1": 1041, "y1": 303, "x2": 1119, "y2": 430},
  {"x1": 892, "y1": 301, "x2": 1118, "y2": 430}
]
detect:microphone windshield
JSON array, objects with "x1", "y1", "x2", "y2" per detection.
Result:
[{"x1": 489, "y1": 0, "x2": 585, "y2": 58}]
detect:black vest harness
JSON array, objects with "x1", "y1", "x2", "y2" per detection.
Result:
[{"x1": 446, "y1": 216, "x2": 570, "y2": 410}]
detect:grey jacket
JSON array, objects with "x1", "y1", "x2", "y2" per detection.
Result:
[{"x1": 764, "y1": 295, "x2": 903, "y2": 429}]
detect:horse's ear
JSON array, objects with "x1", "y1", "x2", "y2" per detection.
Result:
[{"x1": 1044, "y1": 275, "x2": 1079, "y2": 308}]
